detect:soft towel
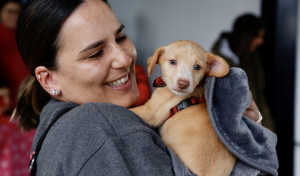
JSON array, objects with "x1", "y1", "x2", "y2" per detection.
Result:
[{"x1": 204, "y1": 67, "x2": 279, "y2": 176}]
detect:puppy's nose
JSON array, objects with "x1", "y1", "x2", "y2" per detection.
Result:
[{"x1": 178, "y1": 79, "x2": 190, "y2": 89}]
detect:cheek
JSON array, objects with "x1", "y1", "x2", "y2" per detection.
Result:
[
  {"x1": 57, "y1": 48, "x2": 108, "y2": 84},
  {"x1": 57, "y1": 61, "x2": 108, "y2": 94},
  {"x1": 161, "y1": 62, "x2": 177, "y2": 80},
  {"x1": 131, "y1": 45, "x2": 137, "y2": 61},
  {"x1": 0, "y1": 13, "x2": 4, "y2": 20},
  {"x1": 251, "y1": 38, "x2": 262, "y2": 50},
  {"x1": 79, "y1": 64, "x2": 108, "y2": 85},
  {"x1": 124, "y1": 40, "x2": 137, "y2": 62},
  {"x1": 193, "y1": 72, "x2": 205, "y2": 85}
]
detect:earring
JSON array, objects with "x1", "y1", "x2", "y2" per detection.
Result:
[{"x1": 52, "y1": 89, "x2": 59, "y2": 96}]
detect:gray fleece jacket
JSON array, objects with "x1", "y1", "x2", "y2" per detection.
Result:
[
  {"x1": 31, "y1": 68, "x2": 278, "y2": 176},
  {"x1": 32, "y1": 100, "x2": 177, "y2": 175}
]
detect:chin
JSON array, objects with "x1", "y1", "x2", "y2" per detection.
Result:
[
  {"x1": 113, "y1": 79, "x2": 139, "y2": 108},
  {"x1": 171, "y1": 89, "x2": 189, "y2": 96}
]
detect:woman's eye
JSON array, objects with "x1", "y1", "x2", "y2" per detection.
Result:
[
  {"x1": 194, "y1": 64, "x2": 201, "y2": 70},
  {"x1": 170, "y1": 59, "x2": 177, "y2": 65},
  {"x1": 88, "y1": 50, "x2": 103, "y2": 58},
  {"x1": 116, "y1": 35, "x2": 127, "y2": 43}
]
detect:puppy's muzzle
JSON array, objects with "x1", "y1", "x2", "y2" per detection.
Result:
[{"x1": 178, "y1": 79, "x2": 190, "y2": 89}]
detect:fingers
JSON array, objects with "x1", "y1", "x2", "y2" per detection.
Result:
[
  {"x1": 243, "y1": 91, "x2": 261, "y2": 123},
  {"x1": 244, "y1": 109, "x2": 260, "y2": 122}
]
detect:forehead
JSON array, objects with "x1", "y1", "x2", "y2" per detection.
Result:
[
  {"x1": 57, "y1": 0, "x2": 119, "y2": 50},
  {"x1": 68, "y1": 0, "x2": 112, "y2": 24},
  {"x1": 2, "y1": 2, "x2": 21, "y2": 9},
  {"x1": 164, "y1": 42, "x2": 207, "y2": 61}
]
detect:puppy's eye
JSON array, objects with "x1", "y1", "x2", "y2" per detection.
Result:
[
  {"x1": 194, "y1": 64, "x2": 201, "y2": 70},
  {"x1": 170, "y1": 59, "x2": 177, "y2": 65}
]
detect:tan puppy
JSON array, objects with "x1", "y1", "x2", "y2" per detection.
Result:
[{"x1": 131, "y1": 40, "x2": 235, "y2": 176}]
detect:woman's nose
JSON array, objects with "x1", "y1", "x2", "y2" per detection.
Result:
[{"x1": 111, "y1": 44, "x2": 132, "y2": 69}]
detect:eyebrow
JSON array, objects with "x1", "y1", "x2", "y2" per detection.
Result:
[
  {"x1": 80, "y1": 24, "x2": 125, "y2": 54},
  {"x1": 116, "y1": 24, "x2": 125, "y2": 35}
]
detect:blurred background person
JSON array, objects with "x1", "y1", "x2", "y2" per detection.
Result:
[
  {"x1": 0, "y1": 79, "x2": 34, "y2": 176},
  {"x1": 211, "y1": 13, "x2": 274, "y2": 131},
  {"x1": 0, "y1": 79, "x2": 10, "y2": 116},
  {"x1": 0, "y1": 0, "x2": 28, "y2": 112},
  {"x1": 0, "y1": 2, "x2": 34, "y2": 175}
]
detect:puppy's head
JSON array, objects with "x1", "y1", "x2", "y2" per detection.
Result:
[{"x1": 148, "y1": 40, "x2": 229, "y2": 96}]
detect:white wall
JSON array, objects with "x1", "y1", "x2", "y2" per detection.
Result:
[{"x1": 109, "y1": 0, "x2": 261, "y2": 86}]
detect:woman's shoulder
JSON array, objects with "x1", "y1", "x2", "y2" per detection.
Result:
[
  {"x1": 36, "y1": 99, "x2": 153, "y2": 153},
  {"x1": 45, "y1": 101, "x2": 152, "y2": 141},
  {"x1": 64, "y1": 102, "x2": 148, "y2": 133},
  {"x1": 35, "y1": 101, "x2": 164, "y2": 175},
  {"x1": 47, "y1": 102, "x2": 153, "y2": 153}
]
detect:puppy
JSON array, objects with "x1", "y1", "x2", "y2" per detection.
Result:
[{"x1": 131, "y1": 40, "x2": 235, "y2": 176}]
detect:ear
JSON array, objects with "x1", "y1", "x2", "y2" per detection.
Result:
[
  {"x1": 206, "y1": 52, "x2": 229, "y2": 77},
  {"x1": 35, "y1": 66, "x2": 61, "y2": 96},
  {"x1": 147, "y1": 46, "x2": 165, "y2": 76}
]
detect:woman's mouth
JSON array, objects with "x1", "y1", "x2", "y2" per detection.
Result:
[{"x1": 105, "y1": 74, "x2": 129, "y2": 87}]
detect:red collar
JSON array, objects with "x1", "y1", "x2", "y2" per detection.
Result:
[
  {"x1": 152, "y1": 77, "x2": 206, "y2": 118},
  {"x1": 153, "y1": 76, "x2": 166, "y2": 88},
  {"x1": 169, "y1": 97, "x2": 206, "y2": 118}
]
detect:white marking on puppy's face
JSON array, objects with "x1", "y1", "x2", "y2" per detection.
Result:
[{"x1": 159, "y1": 41, "x2": 208, "y2": 96}]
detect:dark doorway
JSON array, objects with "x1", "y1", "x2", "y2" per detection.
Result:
[{"x1": 261, "y1": 0, "x2": 298, "y2": 175}]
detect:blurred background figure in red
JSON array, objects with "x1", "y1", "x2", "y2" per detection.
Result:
[
  {"x1": 0, "y1": 0, "x2": 28, "y2": 112},
  {"x1": 0, "y1": 2, "x2": 34, "y2": 175},
  {"x1": 0, "y1": 79, "x2": 35, "y2": 176}
]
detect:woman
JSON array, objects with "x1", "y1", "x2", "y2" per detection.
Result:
[
  {"x1": 211, "y1": 14, "x2": 275, "y2": 131},
  {"x1": 13, "y1": 0, "x2": 277, "y2": 175}
]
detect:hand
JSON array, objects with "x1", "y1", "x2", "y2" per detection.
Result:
[{"x1": 243, "y1": 92, "x2": 262, "y2": 124}]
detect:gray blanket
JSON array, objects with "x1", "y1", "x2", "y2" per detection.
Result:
[{"x1": 204, "y1": 67, "x2": 278, "y2": 176}]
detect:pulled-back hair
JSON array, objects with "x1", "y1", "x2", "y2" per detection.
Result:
[{"x1": 13, "y1": 0, "x2": 108, "y2": 131}]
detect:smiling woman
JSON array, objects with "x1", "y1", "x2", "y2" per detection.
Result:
[{"x1": 11, "y1": 0, "x2": 179, "y2": 175}]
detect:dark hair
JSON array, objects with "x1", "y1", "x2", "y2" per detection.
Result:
[
  {"x1": 0, "y1": 0, "x2": 23, "y2": 10},
  {"x1": 13, "y1": 0, "x2": 108, "y2": 131},
  {"x1": 228, "y1": 13, "x2": 265, "y2": 55}
]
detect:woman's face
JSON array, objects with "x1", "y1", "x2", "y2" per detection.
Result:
[
  {"x1": 250, "y1": 29, "x2": 265, "y2": 52},
  {"x1": 0, "y1": 87, "x2": 10, "y2": 114},
  {"x1": 52, "y1": 0, "x2": 138, "y2": 107},
  {"x1": 0, "y1": 2, "x2": 21, "y2": 30}
]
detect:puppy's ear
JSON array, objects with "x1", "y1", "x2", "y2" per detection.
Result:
[
  {"x1": 206, "y1": 52, "x2": 229, "y2": 77},
  {"x1": 147, "y1": 47, "x2": 165, "y2": 76}
]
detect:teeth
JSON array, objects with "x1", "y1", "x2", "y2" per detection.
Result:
[{"x1": 106, "y1": 75, "x2": 128, "y2": 86}]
